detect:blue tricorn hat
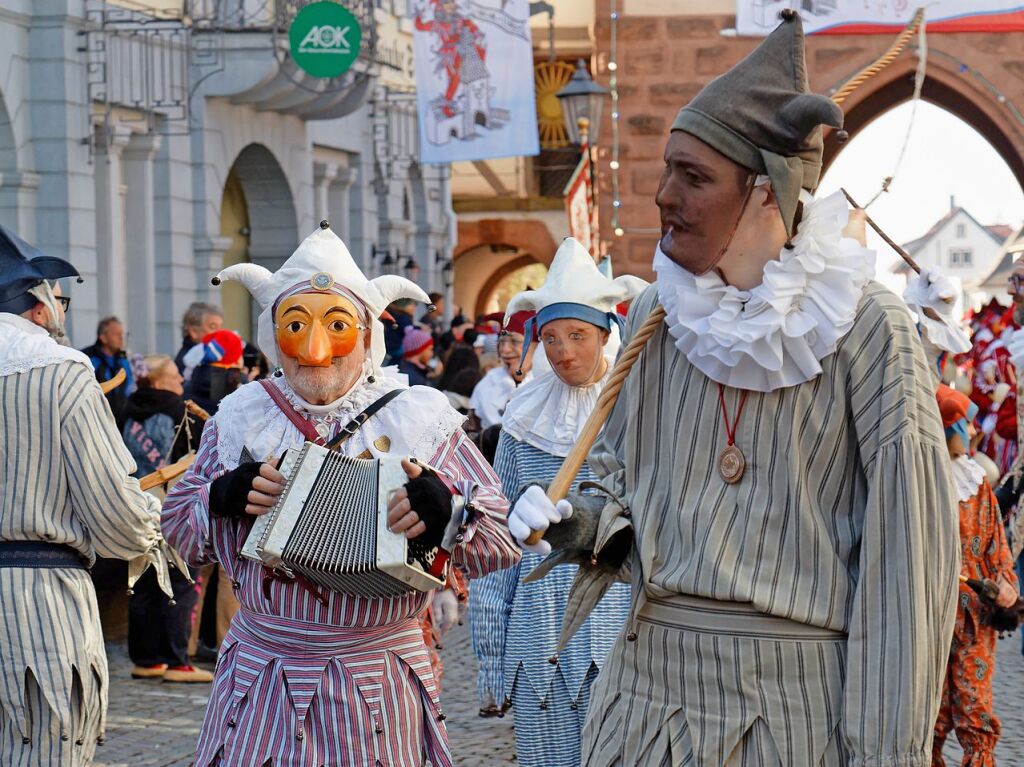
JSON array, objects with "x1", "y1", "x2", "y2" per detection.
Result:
[{"x1": 0, "y1": 225, "x2": 81, "y2": 312}]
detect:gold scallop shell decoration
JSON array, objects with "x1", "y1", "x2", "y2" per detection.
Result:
[{"x1": 374, "y1": 435, "x2": 392, "y2": 453}]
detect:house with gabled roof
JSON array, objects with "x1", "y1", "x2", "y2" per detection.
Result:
[{"x1": 891, "y1": 197, "x2": 1014, "y2": 309}]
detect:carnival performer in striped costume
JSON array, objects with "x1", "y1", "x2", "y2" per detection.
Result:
[
  {"x1": 471, "y1": 237, "x2": 645, "y2": 766},
  {"x1": 510, "y1": 13, "x2": 960, "y2": 766},
  {"x1": 0, "y1": 226, "x2": 175, "y2": 766},
  {"x1": 162, "y1": 221, "x2": 520, "y2": 767}
]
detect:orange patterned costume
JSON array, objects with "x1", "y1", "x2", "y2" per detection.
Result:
[
  {"x1": 932, "y1": 477, "x2": 1017, "y2": 766},
  {"x1": 419, "y1": 568, "x2": 468, "y2": 690}
]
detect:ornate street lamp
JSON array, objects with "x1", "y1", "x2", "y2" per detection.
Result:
[{"x1": 556, "y1": 59, "x2": 608, "y2": 145}]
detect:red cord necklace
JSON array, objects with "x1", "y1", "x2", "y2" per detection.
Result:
[{"x1": 717, "y1": 383, "x2": 749, "y2": 484}]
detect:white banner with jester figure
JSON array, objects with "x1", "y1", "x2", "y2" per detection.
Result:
[{"x1": 412, "y1": 0, "x2": 540, "y2": 164}]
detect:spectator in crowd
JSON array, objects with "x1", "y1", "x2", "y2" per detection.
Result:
[
  {"x1": 174, "y1": 302, "x2": 223, "y2": 375},
  {"x1": 421, "y1": 292, "x2": 446, "y2": 339},
  {"x1": 397, "y1": 326, "x2": 438, "y2": 387},
  {"x1": 81, "y1": 315, "x2": 133, "y2": 429},
  {"x1": 384, "y1": 298, "x2": 417, "y2": 365},
  {"x1": 437, "y1": 343, "x2": 480, "y2": 393},
  {"x1": 183, "y1": 329, "x2": 247, "y2": 416},
  {"x1": 121, "y1": 355, "x2": 210, "y2": 683}
]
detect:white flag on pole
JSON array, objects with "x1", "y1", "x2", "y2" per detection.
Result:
[{"x1": 412, "y1": 0, "x2": 540, "y2": 164}]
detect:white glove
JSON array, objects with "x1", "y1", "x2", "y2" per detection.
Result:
[
  {"x1": 903, "y1": 266, "x2": 971, "y2": 354},
  {"x1": 917, "y1": 266, "x2": 958, "y2": 317},
  {"x1": 1008, "y1": 327, "x2": 1024, "y2": 373},
  {"x1": 431, "y1": 588, "x2": 461, "y2": 635},
  {"x1": 507, "y1": 485, "x2": 573, "y2": 556}
]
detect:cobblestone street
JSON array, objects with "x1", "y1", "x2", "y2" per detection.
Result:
[{"x1": 95, "y1": 621, "x2": 1024, "y2": 766}]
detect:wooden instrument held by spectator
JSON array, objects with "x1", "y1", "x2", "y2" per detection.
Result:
[
  {"x1": 241, "y1": 443, "x2": 449, "y2": 596},
  {"x1": 136, "y1": 399, "x2": 209, "y2": 492},
  {"x1": 524, "y1": 9, "x2": 928, "y2": 546},
  {"x1": 99, "y1": 367, "x2": 126, "y2": 395}
]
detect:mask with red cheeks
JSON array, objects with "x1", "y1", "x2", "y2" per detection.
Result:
[
  {"x1": 655, "y1": 131, "x2": 755, "y2": 276},
  {"x1": 275, "y1": 292, "x2": 364, "y2": 367},
  {"x1": 541, "y1": 319, "x2": 609, "y2": 387}
]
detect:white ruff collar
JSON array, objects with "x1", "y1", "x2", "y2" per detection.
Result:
[
  {"x1": 654, "y1": 191, "x2": 876, "y2": 393},
  {"x1": 214, "y1": 368, "x2": 464, "y2": 470},
  {"x1": 0, "y1": 312, "x2": 92, "y2": 377},
  {"x1": 952, "y1": 455, "x2": 987, "y2": 503},
  {"x1": 502, "y1": 365, "x2": 612, "y2": 458}
]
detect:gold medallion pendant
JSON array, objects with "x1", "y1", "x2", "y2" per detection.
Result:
[{"x1": 718, "y1": 444, "x2": 745, "y2": 484}]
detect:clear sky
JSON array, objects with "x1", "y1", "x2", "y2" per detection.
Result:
[{"x1": 818, "y1": 100, "x2": 1024, "y2": 285}]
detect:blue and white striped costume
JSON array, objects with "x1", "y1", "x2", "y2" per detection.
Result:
[{"x1": 472, "y1": 431, "x2": 630, "y2": 767}]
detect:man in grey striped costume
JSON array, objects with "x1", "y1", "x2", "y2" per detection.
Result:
[
  {"x1": 0, "y1": 227, "x2": 168, "y2": 766},
  {"x1": 509, "y1": 12, "x2": 960, "y2": 767}
]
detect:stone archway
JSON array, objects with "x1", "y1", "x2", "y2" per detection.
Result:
[
  {"x1": 453, "y1": 218, "x2": 558, "y2": 318},
  {"x1": 595, "y1": 3, "x2": 1024, "y2": 278},
  {"x1": 822, "y1": 57, "x2": 1024, "y2": 189},
  {"x1": 218, "y1": 143, "x2": 298, "y2": 340}
]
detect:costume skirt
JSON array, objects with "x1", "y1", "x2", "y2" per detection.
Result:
[
  {"x1": 195, "y1": 608, "x2": 449, "y2": 767},
  {"x1": 582, "y1": 593, "x2": 849, "y2": 767}
]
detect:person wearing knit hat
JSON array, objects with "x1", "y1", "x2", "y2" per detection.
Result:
[
  {"x1": 0, "y1": 226, "x2": 180, "y2": 766},
  {"x1": 507, "y1": 12, "x2": 959, "y2": 766},
  {"x1": 470, "y1": 238, "x2": 646, "y2": 764},
  {"x1": 398, "y1": 325, "x2": 437, "y2": 387},
  {"x1": 183, "y1": 329, "x2": 248, "y2": 417},
  {"x1": 161, "y1": 222, "x2": 519, "y2": 767},
  {"x1": 932, "y1": 385, "x2": 1018, "y2": 766}
]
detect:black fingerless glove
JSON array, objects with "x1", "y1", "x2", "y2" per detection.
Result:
[
  {"x1": 405, "y1": 472, "x2": 453, "y2": 549},
  {"x1": 208, "y1": 461, "x2": 263, "y2": 519}
]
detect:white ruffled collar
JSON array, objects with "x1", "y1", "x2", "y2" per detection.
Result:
[
  {"x1": 654, "y1": 190, "x2": 876, "y2": 392},
  {"x1": 214, "y1": 368, "x2": 465, "y2": 470},
  {"x1": 0, "y1": 312, "x2": 92, "y2": 377},
  {"x1": 952, "y1": 455, "x2": 987, "y2": 503},
  {"x1": 502, "y1": 364, "x2": 612, "y2": 458}
]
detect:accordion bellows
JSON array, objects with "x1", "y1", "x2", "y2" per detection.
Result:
[{"x1": 242, "y1": 443, "x2": 446, "y2": 597}]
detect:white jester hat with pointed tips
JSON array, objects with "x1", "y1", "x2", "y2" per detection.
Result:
[
  {"x1": 501, "y1": 237, "x2": 648, "y2": 456},
  {"x1": 504, "y1": 236, "x2": 648, "y2": 360},
  {"x1": 211, "y1": 221, "x2": 429, "y2": 370}
]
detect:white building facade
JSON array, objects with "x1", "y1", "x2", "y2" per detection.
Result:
[
  {"x1": 895, "y1": 203, "x2": 1012, "y2": 309},
  {"x1": 0, "y1": 0, "x2": 455, "y2": 353}
]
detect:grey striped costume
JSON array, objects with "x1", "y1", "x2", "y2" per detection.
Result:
[
  {"x1": 574, "y1": 282, "x2": 960, "y2": 766},
  {"x1": 0, "y1": 362, "x2": 162, "y2": 766}
]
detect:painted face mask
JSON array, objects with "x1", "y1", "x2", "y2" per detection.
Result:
[{"x1": 275, "y1": 292, "x2": 365, "y2": 367}]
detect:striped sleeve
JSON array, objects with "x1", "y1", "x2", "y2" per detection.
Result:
[
  {"x1": 160, "y1": 419, "x2": 227, "y2": 567},
  {"x1": 60, "y1": 367, "x2": 162, "y2": 560},
  {"x1": 842, "y1": 294, "x2": 960, "y2": 766},
  {"x1": 469, "y1": 431, "x2": 523, "y2": 704},
  {"x1": 430, "y1": 429, "x2": 520, "y2": 579}
]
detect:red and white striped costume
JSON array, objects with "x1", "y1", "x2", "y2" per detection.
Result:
[{"x1": 162, "y1": 374, "x2": 519, "y2": 766}]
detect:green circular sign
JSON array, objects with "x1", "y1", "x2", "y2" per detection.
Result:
[{"x1": 290, "y1": 2, "x2": 362, "y2": 78}]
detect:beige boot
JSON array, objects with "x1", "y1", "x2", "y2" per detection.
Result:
[{"x1": 163, "y1": 665, "x2": 214, "y2": 683}]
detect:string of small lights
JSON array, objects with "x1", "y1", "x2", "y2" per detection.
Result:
[{"x1": 608, "y1": 0, "x2": 624, "y2": 238}]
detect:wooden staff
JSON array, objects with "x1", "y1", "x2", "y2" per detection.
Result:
[
  {"x1": 99, "y1": 368, "x2": 126, "y2": 395},
  {"x1": 524, "y1": 307, "x2": 665, "y2": 545},
  {"x1": 523, "y1": 11, "x2": 928, "y2": 547}
]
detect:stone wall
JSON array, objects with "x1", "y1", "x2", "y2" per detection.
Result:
[{"x1": 594, "y1": 3, "x2": 1024, "y2": 279}]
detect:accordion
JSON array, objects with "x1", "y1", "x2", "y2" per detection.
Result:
[{"x1": 241, "y1": 443, "x2": 447, "y2": 597}]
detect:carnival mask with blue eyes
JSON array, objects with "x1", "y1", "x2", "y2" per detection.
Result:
[{"x1": 275, "y1": 292, "x2": 363, "y2": 367}]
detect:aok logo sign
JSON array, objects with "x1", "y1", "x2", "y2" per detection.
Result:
[
  {"x1": 290, "y1": 2, "x2": 362, "y2": 78},
  {"x1": 299, "y1": 24, "x2": 352, "y2": 53}
]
